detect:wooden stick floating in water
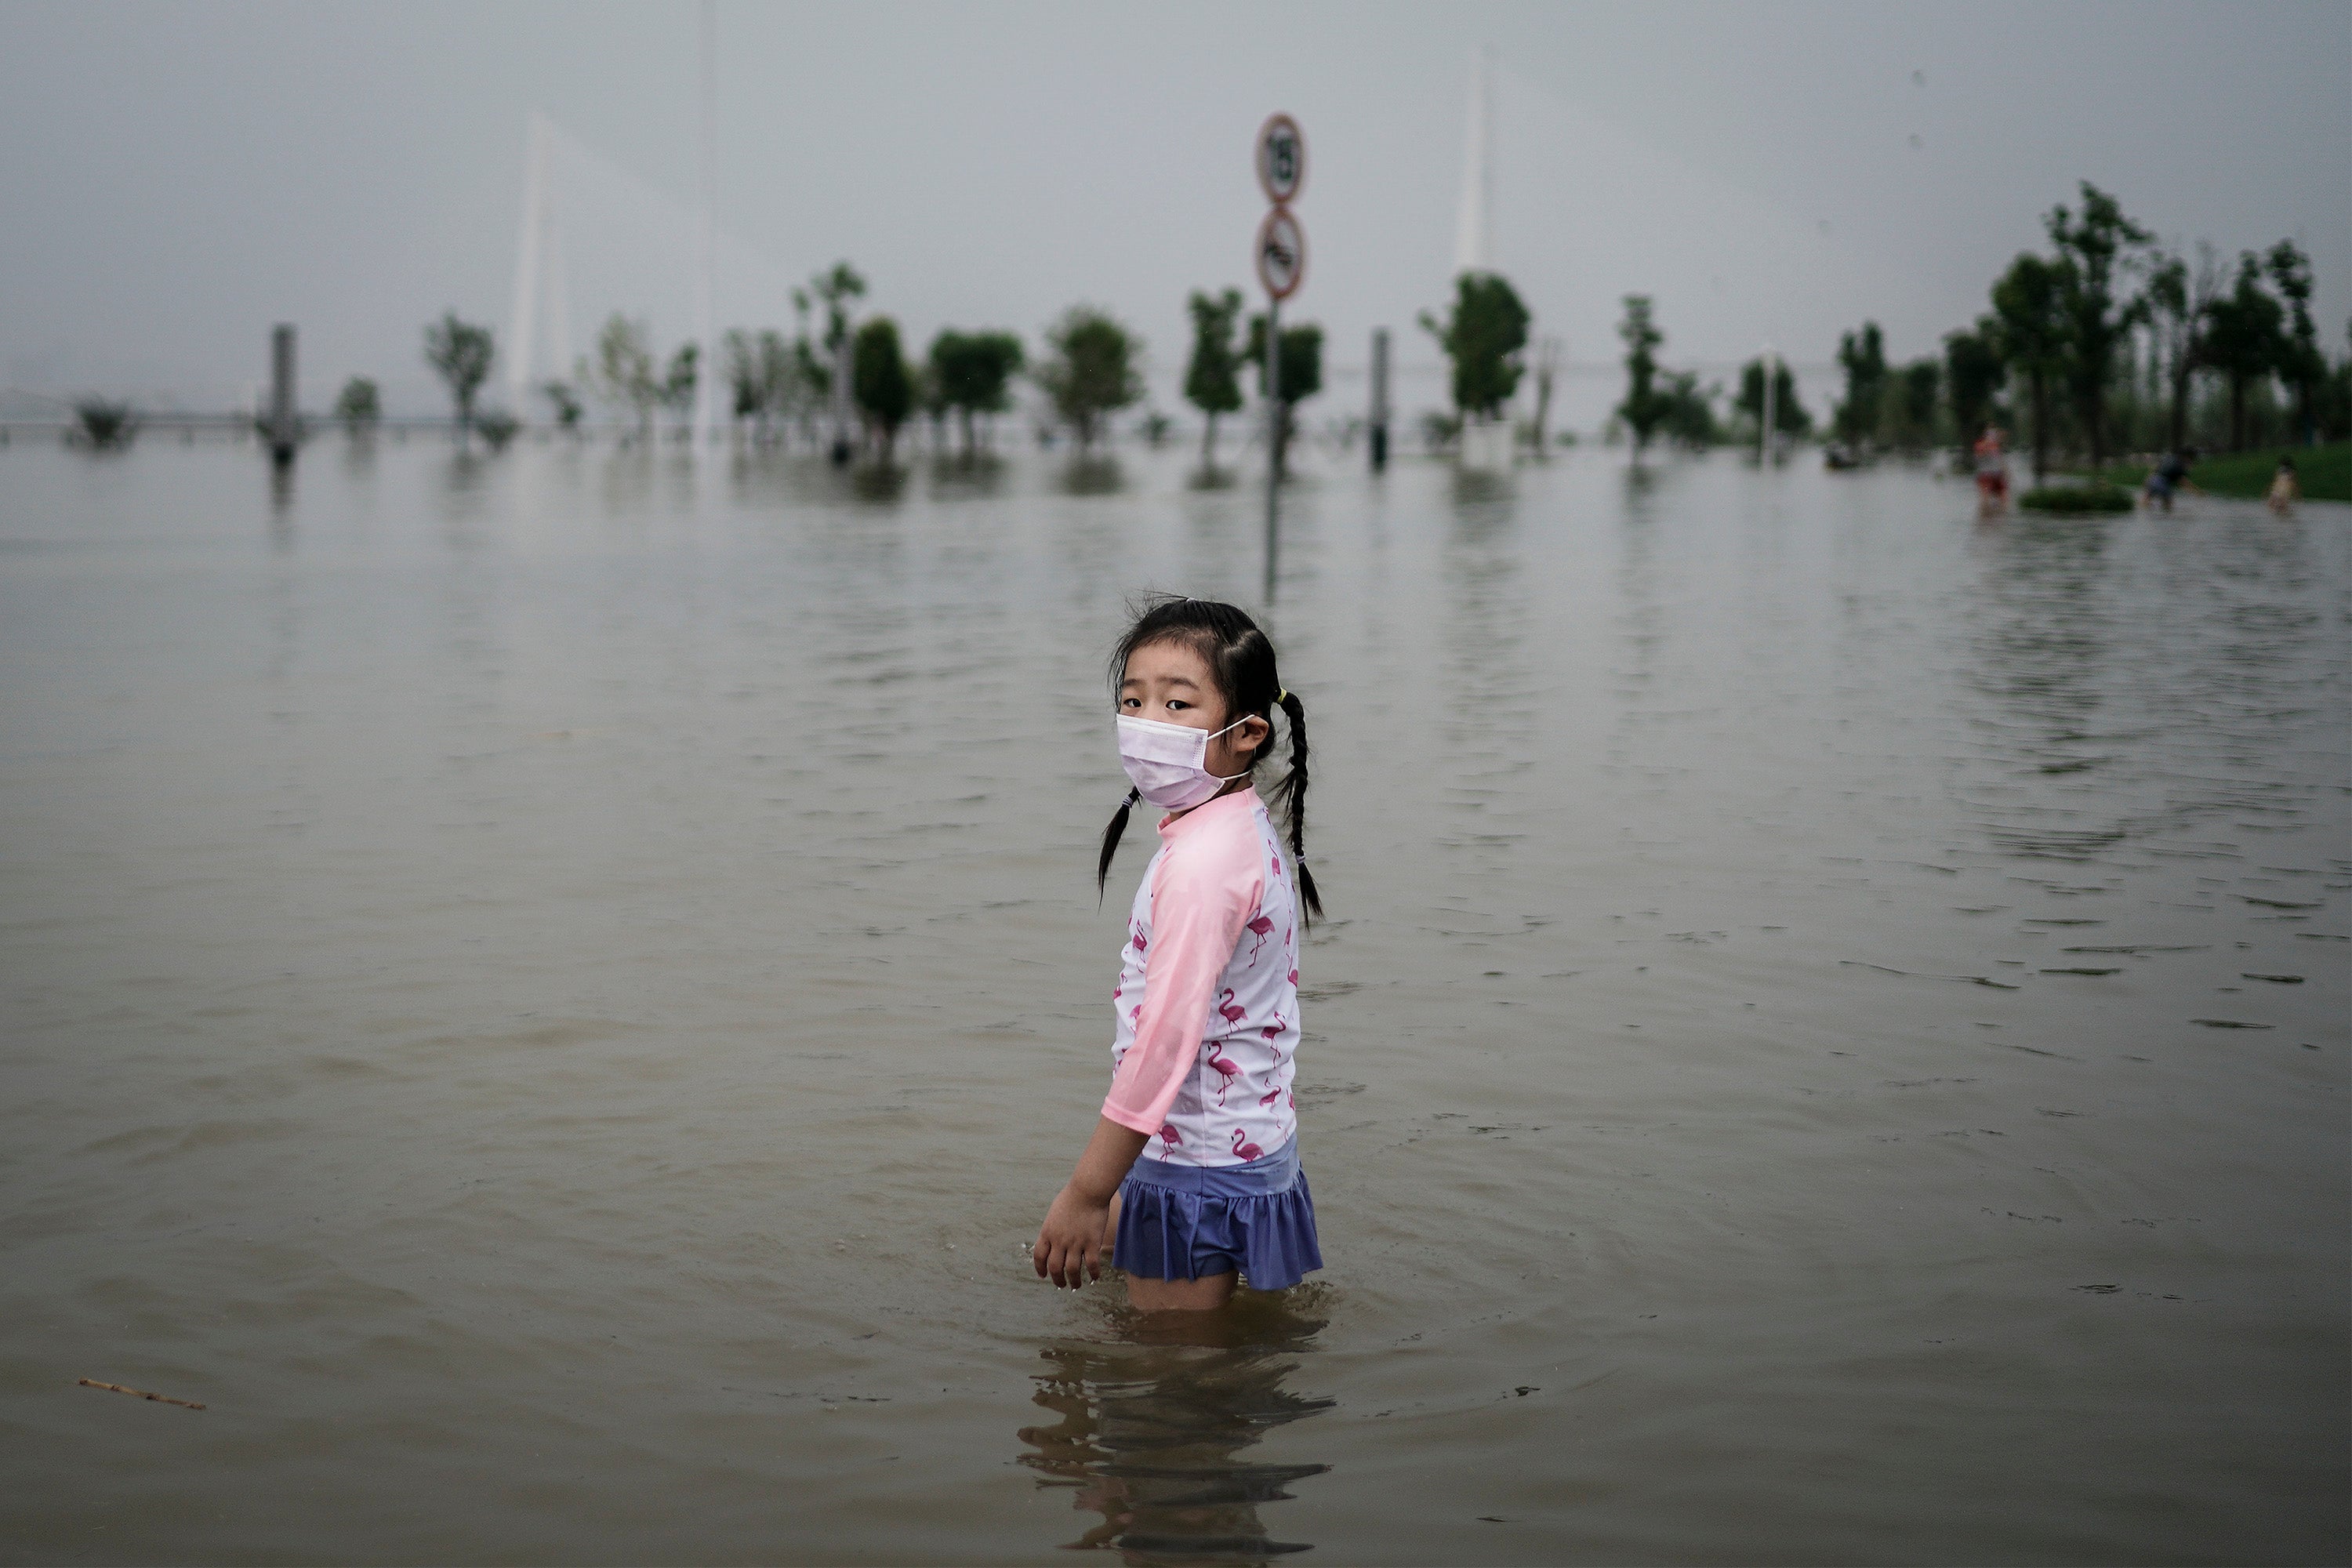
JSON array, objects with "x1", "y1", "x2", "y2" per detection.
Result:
[{"x1": 78, "y1": 1378, "x2": 205, "y2": 1410}]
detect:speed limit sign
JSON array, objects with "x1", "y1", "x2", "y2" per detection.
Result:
[
  {"x1": 1255, "y1": 206, "x2": 1306, "y2": 301},
  {"x1": 1256, "y1": 113, "x2": 1305, "y2": 205}
]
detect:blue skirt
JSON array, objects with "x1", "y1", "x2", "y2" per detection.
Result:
[{"x1": 1113, "y1": 1136, "x2": 1323, "y2": 1290}]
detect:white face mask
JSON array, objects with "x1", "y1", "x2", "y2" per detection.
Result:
[{"x1": 1116, "y1": 713, "x2": 1251, "y2": 810}]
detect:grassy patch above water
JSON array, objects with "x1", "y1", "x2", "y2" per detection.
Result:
[
  {"x1": 2020, "y1": 484, "x2": 2133, "y2": 514},
  {"x1": 2094, "y1": 441, "x2": 2348, "y2": 503}
]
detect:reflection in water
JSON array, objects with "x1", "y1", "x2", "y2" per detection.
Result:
[
  {"x1": 1021, "y1": 1294, "x2": 1334, "y2": 1561},
  {"x1": 267, "y1": 456, "x2": 297, "y2": 552},
  {"x1": 1062, "y1": 456, "x2": 1126, "y2": 496},
  {"x1": 851, "y1": 462, "x2": 909, "y2": 504}
]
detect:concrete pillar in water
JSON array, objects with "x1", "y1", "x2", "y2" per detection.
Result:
[
  {"x1": 1369, "y1": 327, "x2": 1390, "y2": 471},
  {"x1": 267, "y1": 324, "x2": 297, "y2": 465}
]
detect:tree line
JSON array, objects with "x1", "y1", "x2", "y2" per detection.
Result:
[
  {"x1": 390, "y1": 263, "x2": 1149, "y2": 461},
  {"x1": 1824, "y1": 183, "x2": 2345, "y2": 475}
]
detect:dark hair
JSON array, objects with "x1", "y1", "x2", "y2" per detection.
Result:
[{"x1": 1096, "y1": 596, "x2": 1323, "y2": 924}]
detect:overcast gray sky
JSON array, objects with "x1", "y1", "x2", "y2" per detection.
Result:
[{"x1": 3, "y1": 0, "x2": 2346, "y2": 425}]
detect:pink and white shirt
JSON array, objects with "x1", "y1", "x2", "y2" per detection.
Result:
[{"x1": 1102, "y1": 787, "x2": 1301, "y2": 1167}]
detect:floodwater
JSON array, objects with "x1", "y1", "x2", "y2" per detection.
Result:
[{"x1": 1, "y1": 435, "x2": 2344, "y2": 1566}]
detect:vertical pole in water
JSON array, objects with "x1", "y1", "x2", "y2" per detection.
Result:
[
  {"x1": 1264, "y1": 298, "x2": 1281, "y2": 603},
  {"x1": 691, "y1": 0, "x2": 717, "y2": 452},
  {"x1": 1369, "y1": 326, "x2": 1390, "y2": 471},
  {"x1": 1759, "y1": 343, "x2": 1776, "y2": 466},
  {"x1": 268, "y1": 324, "x2": 296, "y2": 465}
]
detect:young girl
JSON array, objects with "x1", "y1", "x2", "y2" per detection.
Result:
[{"x1": 1032, "y1": 598, "x2": 1325, "y2": 1310}]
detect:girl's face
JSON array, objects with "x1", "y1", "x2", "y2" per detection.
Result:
[{"x1": 1120, "y1": 638, "x2": 1270, "y2": 786}]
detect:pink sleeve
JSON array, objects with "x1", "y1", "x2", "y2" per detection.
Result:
[{"x1": 1101, "y1": 832, "x2": 1262, "y2": 1135}]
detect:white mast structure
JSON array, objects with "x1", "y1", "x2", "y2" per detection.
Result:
[
  {"x1": 508, "y1": 112, "x2": 553, "y2": 416},
  {"x1": 691, "y1": 0, "x2": 717, "y2": 449},
  {"x1": 1452, "y1": 46, "x2": 1494, "y2": 278}
]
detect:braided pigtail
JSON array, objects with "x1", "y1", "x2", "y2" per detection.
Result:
[
  {"x1": 1096, "y1": 786, "x2": 1142, "y2": 902},
  {"x1": 1274, "y1": 689, "x2": 1323, "y2": 924}
]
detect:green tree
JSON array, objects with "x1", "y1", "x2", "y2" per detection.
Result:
[
  {"x1": 1989, "y1": 256, "x2": 2064, "y2": 480},
  {"x1": 333, "y1": 376, "x2": 380, "y2": 431},
  {"x1": 2140, "y1": 247, "x2": 2214, "y2": 453},
  {"x1": 1613, "y1": 295, "x2": 1669, "y2": 456},
  {"x1": 1421, "y1": 273, "x2": 1530, "y2": 421},
  {"x1": 540, "y1": 379, "x2": 583, "y2": 431},
  {"x1": 723, "y1": 328, "x2": 765, "y2": 422},
  {"x1": 1832, "y1": 321, "x2": 1886, "y2": 449},
  {"x1": 588, "y1": 314, "x2": 661, "y2": 433},
  {"x1": 1658, "y1": 371, "x2": 1719, "y2": 447},
  {"x1": 1942, "y1": 322, "x2": 2005, "y2": 451},
  {"x1": 928, "y1": 328, "x2": 1025, "y2": 455},
  {"x1": 1036, "y1": 306, "x2": 1142, "y2": 452},
  {"x1": 662, "y1": 342, "x2": 699, "y2": 423},
  {"x1": 1736, "y1": 357, "x2": 1813, "y2": 438},
  {"x1": 2201, "y1": 252, "x2": 2286, "y2": 451},
  {"x1": 851, "y1": 316, "x2": 914, "y2": 461},
  {"x1": 1183, "y1": 288, "x2": 1247, "y2": 464},
  {"x1": 423, "y1": 310, "x2": 495, "y2": 439},
  {"x1": 2265, "y1": 239, "x2": 2321, "y2": 444},
  {"x1": 1244, "y1": 314, "x2": 1323, "y2": 476},
  {"x1": 2044, "y1": 181, "x2": 2150, "y2": 470},
  {"x1": 1892, "y1": 358, "x2": 1942, "y2": 451}
]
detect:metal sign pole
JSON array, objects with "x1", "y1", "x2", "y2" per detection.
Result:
[
  {"x1": 1252, "y1": 113, "x2": 1305, "y2": 606},
  {"x1": 1264, "y1": 296, "x2": 1282, "y2": 602}
]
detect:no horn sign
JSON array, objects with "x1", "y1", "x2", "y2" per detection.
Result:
[{"x1": 1256, "y1": 207, "x2": 1305, "y2": 302}]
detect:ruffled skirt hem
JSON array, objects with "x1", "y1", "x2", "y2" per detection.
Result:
[{"x1": 1112, "y1": 1165, "x2": 1323, "y2": 1291}]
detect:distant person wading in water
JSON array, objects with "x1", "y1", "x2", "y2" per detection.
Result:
[
  {"x1": 1032, "y1": 597, "x2": 1324, "y2": 1310},
  {"x1": 2267, "y1": 456, "x2": 2300, "y2": 515},
  {"x1": 1973, "y1": 425, "x2": 2010, "y2": 514},
  {"x1": 2145, "y1": 448, "x2": 2198, "y2": 514}
]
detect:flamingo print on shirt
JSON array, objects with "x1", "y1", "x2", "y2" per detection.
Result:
[{"x1": 1102, "y1": 789, "x2": 1301, "y2": 1167}]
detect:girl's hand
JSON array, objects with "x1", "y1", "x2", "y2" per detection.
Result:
[
  {"x1": 1033, "y1": 1116, "x2": 1149, "y2": 1290},
  {"x1": 1033, "y1": 1183, "x2": 1110, "y2": 1289}
]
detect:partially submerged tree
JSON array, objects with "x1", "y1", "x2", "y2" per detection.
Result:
[
  {"x1": 334, "y1": 376, "x2": 380, "y2": 431},
  {"x1": 1942, "y1": 323, "x2": 2005, "y2": 450},
  {"x1": 2044, "y1": 181, "x2": 2150, "y2": 470},
  {"x1": 540, "y1": 379, "x2": 584, "y2": 431},
  {"x1": 2266, "y1": 239, "x2": 2321, "y2": 444},
  {"x1": 1989, "y1": 257, "x2": 2064, "y2": 480},
  {"x1": 662, "y1": 342, "x2": 699, "y2": 427},
  {"x1": 74, "y1": 399, "x2": 135, "y2": 448},
  {"x1": 423, "y1": 311, "x2": 495, "y2": 440},
  {"x1": 1658, "y1": 371, "x2": 1719, "y2": 448},
  {"x1": 1421, "y1": 272, "x2": 1530, "y2": 423},
  {"x1": 1613, "y1": 295, "x2": 1669, "y2": 456},
  {"x1": 1182, "y1": 288, "x2": 1246, "y2": 464},
  {"x1": 928, "y1": 328, "x2": 1025, "y2": 455},
  {"x1": 1832, "y1": 321, "x2": 1887, "y2": 450},
  {"x1": 2200, "y1": 252, "x2": 2286, "y2": 451},
  {"x1": 1245, "y1": 314, "x2": 1323, "y2": 475},
  {"x1": 1737, "y1": 356, "x2": 1813, "y2": 440},
  {"x1": 588, "y1": 314, "x2": 662, "y2": 434},
  {"x1": 1036, "y1": 306, "x2": 1142, "y2": 452},
  {"x1": 2138, "y1": 246, "x2": 2216, "y2": 454},
  {"x1": 851, "y1": 316, "x2": 914, "y2": 461},
  {"x1": 1890, "y1": 358, "x2": 1942, "y2": 451}
]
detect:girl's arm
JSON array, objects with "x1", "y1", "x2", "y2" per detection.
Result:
[
  {"x1": 1032, "y1": 1116, "x2": 1149, "y2": 1289},
  {"x1": 1033, "y1": 832, "x2": 1260, "y2": 1290}
]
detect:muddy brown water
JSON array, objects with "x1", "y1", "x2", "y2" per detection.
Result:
[{"x1": 1, "y1": 438, "x2": 2344, "y2": 1565}]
